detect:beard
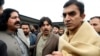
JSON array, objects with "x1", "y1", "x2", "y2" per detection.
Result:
[
  {"x1": 43, "y1": 29, "x2": 50, "y2": 36},
  {"x1": 24, "y1": 32, "x2": 29, "y2": 36}
]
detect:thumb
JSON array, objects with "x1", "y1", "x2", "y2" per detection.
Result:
[{"x1": 52, "y1": 51, "x2": 60, "y2": 54}]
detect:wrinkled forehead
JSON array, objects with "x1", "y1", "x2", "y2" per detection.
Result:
[
  {"x1": 22, "y1": 25, "x2": 29, "y2": 27},
  {"x1": 90, "y1": 18, "x2": 100, "y2": 23}
]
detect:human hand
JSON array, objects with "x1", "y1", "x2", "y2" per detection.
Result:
[
  {"x1": 46, "y1": 51, "x2": 63, "y2": 56},
  {"x1": 52, "y1": 51, "x2": 63, "y2": 56}
]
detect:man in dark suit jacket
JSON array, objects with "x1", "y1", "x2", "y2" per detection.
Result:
[
  {"x1": 34, "y1": 17, "x2": 59, "y2": 56},
  {"x1": 0, "y1": 40, "x2": 7, "y2": 56}
]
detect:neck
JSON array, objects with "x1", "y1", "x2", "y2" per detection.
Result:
[
  {"x1": 68, "y1": 29, "x2": 77, "y2": 36},
  {"x1": 42, "y1": 33, "x2": 50, "y2": 37},
  {"x1": 68, "y1": 24, "x2": 82, "y2": 36},
  {"x1": 98, "y1": 32, "x2": 100, "y2": 35},
  {"x1": 25, "y1": 33, "x2": 30, "y2": 37},
  {"x1": 43, "y1": 34, "x2": 48, "y2": 37},
  {"x1": 7, "y1": 29, "x2": 17, "y2": 33}
]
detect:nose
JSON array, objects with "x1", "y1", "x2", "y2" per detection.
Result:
[
  {"x1": 64, "y1": 15, "x2": 71, "y2": 21},
  {"x1": 16, "y1": 17, "x2": 20, "y2": 21},
  {"x1": 24, "y1": 29, "x2": 27, "y2": 32},
  {"x1": 44, "y1": 25, "x2": 48, "y2": 28},
  {"x1": 91, "y1": 24, "x2": 93, "y2": 26},
  {"x1": 23, "y1": 28, "x2": 27, "y2": 31}
]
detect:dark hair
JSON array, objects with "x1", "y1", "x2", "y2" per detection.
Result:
[
  {"x1": 39, "y1": 17, "x2": 52, "y2": 27},
  {"x1": 90, "y1": 16, "x2": 100, "y2": 20},
  {"x1": 20, "y1": 22, "x2": 31, "y2": 30},
  {"x1": 33, "y1": 24, "x2": 39, "y2": 30},
  {"x1": 63, "y1": 0, "x2": 84, "y2": 15},
  {"x1": 53, "y1": 25, "x2": 60, "y2": 29},
  {"x1": 0, "y1": 0, "x2": 4, "y2": 6},
  {"x1": 0, "y1": 8, "x2": 19, "y2": 31}
]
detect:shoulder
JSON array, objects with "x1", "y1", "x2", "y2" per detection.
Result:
[
  {"x1": 31, "y1": 33, "x2": 36, "y2": 36},
  {"x1": 0, "y1": 40, "x2": 5, "y2": 45},
  {"x1": 0, "y1": 31, "x2": 6, "y2": 34},
  {"x1": 17, "y1": 29, "x2": 25, "y2": 36},
  {"x1": 37, "y1": 32, "x2": 42, "y2": 38},
  {"x1": 0, "y1": 31, "x2": 9, "y2": 39},
  {"x1": 17, "y1": 28, "x2": 23, "y2": 33},
  {"x1": 30, "y1": 33, "x2": 36, "y2": 38},
  {"x1": 51, "y1": 33, "x2": 59, "y2": 39},
  {"x1": 52, "y1": 33, "x2": 59, "y2": 37},
  {"x1": 0, "y1": 40, "x2": 7, "y2": 48}
]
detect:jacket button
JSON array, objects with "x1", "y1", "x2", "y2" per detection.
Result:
[{"x1": 15, "y1": 42, "x2": 16, "y2": 44}]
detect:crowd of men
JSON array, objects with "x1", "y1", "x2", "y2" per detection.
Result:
[{"x1": 0, "y1": 0, "x2": 100, "y2": 56}]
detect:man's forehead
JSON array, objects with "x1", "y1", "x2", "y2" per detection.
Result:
[
  {"x1": 63, "y1": 8, "x2": 77, "y2": 14},
  {"x1": 43, "y1": 21, "x2": 49, "y2": 24},
  {"x1": 63, "y1": 4, "x2": 79, "y2": 13},
  {"x1": 22, "y1": 25, "x2": 29, "y2": 27},
  {"x1": 92, "y1": 18, "x2": 100, "y2": 20},
  {"x1": 90, "y1": 19, "x2": 100, "y2": 23}
]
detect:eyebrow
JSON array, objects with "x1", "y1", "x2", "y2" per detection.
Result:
[
  {"x1": 68, "y1": 11, "x2": 76, "y2": 14},
  {"x1": 63, "y1": 11, "x2": 76, "y2": 17},
  {"x1": 63, "y1": 10, "x2": 75, "y2": 13}
]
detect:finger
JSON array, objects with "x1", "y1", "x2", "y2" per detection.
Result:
[
  {"x1": 52, "y1": 51, "x2": 59, "y2": 54},
  {"x1": 45, "y1": 54, "x2": 53, "y2": 56}
]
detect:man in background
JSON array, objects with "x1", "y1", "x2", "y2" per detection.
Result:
[
  {"x1": 31, "y1": 24, "x2": 39, "y2": 36},
  {"x1": 21, "y1": 22, "x2": 36, "y2": 56},
  {"x1": 34, "y1": 17, "x2": 59, "y2": 56},
  {"x1": 89, "y1": 16, "x2": 100, "y2": 35},
  {"x1": 52, "y1": 25, "x2": 60, "y2": 36},
  {"x1": 59, "y1": 28, "x2": 64, "y2": 36}
]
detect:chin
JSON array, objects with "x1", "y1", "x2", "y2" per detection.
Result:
[
  {"x1": 67, "y1": 27, "x2": 74, "y2": 30},
  {"x1": 15, "y1": 26, "x2": 20, "y2": 29},
  {"x1": 44, "y1": 33, "x2": 49, "y2": 36}
]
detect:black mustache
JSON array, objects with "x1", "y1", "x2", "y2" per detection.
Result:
[
  {"x1": 14, "y1": 21, "x2": 20, "y2": 25},
  {"x1": 44, "y1": 29, "x2": 48, "y2": 31}
]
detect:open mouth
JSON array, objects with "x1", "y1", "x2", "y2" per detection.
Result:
[
  {"x1": 15, "y1": 24, "x2": 20, "y2": 26},
  {"x1": 44, "y1": 31, "x2": 48, "y2": 32}
]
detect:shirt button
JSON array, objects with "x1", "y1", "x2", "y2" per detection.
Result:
[{"x1": 15, "y1": 42, "x2": 16, "y2": 44}]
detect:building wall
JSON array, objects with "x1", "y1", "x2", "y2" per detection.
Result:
[{"x1": 20, "y1": 15, "x2": 64, "y2": 27}]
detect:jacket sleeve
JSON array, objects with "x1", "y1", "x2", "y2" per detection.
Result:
[{"x1": 0, "y1": 40, "x2": 7, "y2": 56}]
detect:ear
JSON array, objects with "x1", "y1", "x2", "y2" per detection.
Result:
[
  {"x1": 81, "y1": 13, "x2": 85, "y2": 19},
  {"x1": 81, "y1": 13, "x2": 85, "y2": 21}
]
